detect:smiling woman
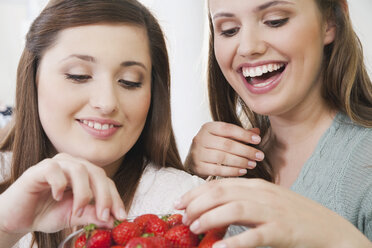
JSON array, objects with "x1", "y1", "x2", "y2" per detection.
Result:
[
  {"x1": 37, "y1": 24, "x2": 152, "y2": 170},
  {"x1": 179, "y1": 0, "x2": 372, "y2": 247},
  {"x1": 0, "y1": 1, "x2": 204, "y2": 248}
]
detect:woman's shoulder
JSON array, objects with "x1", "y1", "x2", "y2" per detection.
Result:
[
  {"x1": 128, "y1": 163, "x2": 205, "y2": 217},
  {"x1": 0, "y1": 151, "x2": 12, "y2": 183},
  {"x1": 326, "y1": 112, "x2": 372, "y2": 160},
  {"x1": 137, "y1": 163, "x2": 205, "y2": 195}
]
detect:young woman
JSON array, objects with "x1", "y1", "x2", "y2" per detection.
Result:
[
  {"x1": 177, "y1": 0, "x2": 372, "y2": 247},
  {"x1": 0, "y1": 0, "x2": 204, "y2": 247}
]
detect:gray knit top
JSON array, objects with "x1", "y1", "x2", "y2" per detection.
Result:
[
  {"x1": 227, "y1": 112, "x2": 372, "y2": 242},
  {"x1": 290, "y1": 112, "x2": 372, "y2": 240}
]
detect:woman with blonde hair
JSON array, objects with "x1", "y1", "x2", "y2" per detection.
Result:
[{"x1": 178, "y1": 0, "x2": 372, "y2": 247}]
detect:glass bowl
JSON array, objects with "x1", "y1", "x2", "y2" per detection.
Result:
[{"x1": 58, "y1": 228, "x2": 84, "y2": 248}]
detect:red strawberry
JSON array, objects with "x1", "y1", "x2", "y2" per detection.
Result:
[
  {"x1": 147, "y1": 236, "x2": 172, "y2": 248},
  {"x1": 85, "y1": 225, "x2": 112, "y2": 248},
  {"x1": 74, "y1": 232, "x2": 87, "y2": 248},
  {"x1": 124, "y1": 237, "x2": 155, "y2": 248},
  {"x1": 133, "y1": 214, "x2": 159, "y2": 233},
  {"x1": 112, "y1": 220, "x2": 141, "y2": 246},
  {"x1": 163, "y1": 213, "x2": 183, "y2": 228},
  {"x1": 144, "y1": 216, "x2": 169, "y2": 236},
  {"x1": 198, "y1": 227, "x2": 227, "y2": 248},
  {"x1": 111, "y1": 246, "x2": 125, "y2": 248},
  {"x1": 164, "y1": 224, "x2": 200, "y2": 248}
]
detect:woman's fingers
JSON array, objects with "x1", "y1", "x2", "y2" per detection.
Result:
[
  {"x1": 107, "y1": 179, "x2": 127, "y2": 221},
  {"x1": 197, "y1": 124, "x2": 264, "y2": 162},
  {"x1": 69, "y1": 203, "x2": 115, "y2": 229},
  {"x1": 39, "y1": 160, "x2": 68, "y2": 201},
  {"x1": 214, "y1": 224, "x2": 280, "y2": 248},
  {"x1": 204, "y1": 122, "x2": 261, "y2": 145},
  {"x1": 187, "y1": 122, "x2": 264, "y2": 177},
  {"x1": 198, "y1": 162, "x2": 248, "y2": 177},
  {"x1": 53, "y1": 153, "x2": 123, "y2": 222},
  {"x1": 58, "y1": 162, "x2": 93, "y2": 216},
  {"x1": 187, "y1": 200, "x2": 269, "y2": 234}
]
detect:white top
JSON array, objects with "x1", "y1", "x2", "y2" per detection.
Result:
[{"x1": 0, "y1": 153, "x2": 205, "y2": 248}]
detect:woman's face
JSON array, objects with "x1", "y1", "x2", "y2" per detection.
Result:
[
  {"x1": 37, "y1": 24, "x2": 152, "y2": 169},
  {"x1": 209, "y1": 0, "x2": 335, "y2": 117}
]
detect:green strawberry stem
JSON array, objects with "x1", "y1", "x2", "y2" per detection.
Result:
[
  {"x1": 141, "y1": 233, "x2": 155, "y2": 238},
  {"x1": 114, "y1": 219, "x2": 123, "y2": 227}
]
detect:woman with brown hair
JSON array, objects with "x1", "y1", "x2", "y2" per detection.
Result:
[
  {"x1": 0, "y1": 0, "x2": 203, "y2": 247},
  {"x1": 177, "y1": 0, "x2": 372, "y2": 247}
]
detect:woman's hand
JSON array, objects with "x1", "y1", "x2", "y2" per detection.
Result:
[
  {"x1": 0, "y1": 153, "x2": 127, "y2": 236},
  {"x1": 184, "y1": 122, "x2": 264, "y2": 178},
  {"x1": 175, "y1": 178, "x2": 372, "y2": 248}
]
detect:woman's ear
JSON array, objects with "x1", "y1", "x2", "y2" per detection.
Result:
[{"x1": 323, "y1": 21, "x2": 336, "y2": 46}]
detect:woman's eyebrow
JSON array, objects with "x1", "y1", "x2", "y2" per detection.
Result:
[
  {"x1": 212, "y1": 0, "x2": 293, "y2": 20},
  {"x1": 120, "y1": 61, "x2": 148, "y2": 72},
  {"x1": 254, "y1": 0, "x2": 294, "y2": 12},
  {"x1": 212, "y1": 12, "x2": 235, "y2": 20},
  {"x1": 60, "y1": 54, "x2": 95, "y2": 63}
]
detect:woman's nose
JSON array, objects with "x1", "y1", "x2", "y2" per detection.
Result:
[
  {"x1": 237, "y1": 26, "x2": 267, "y2": 58},
  {"x1": 89, "y1": 79, "x2": 119, "y2": 115}
]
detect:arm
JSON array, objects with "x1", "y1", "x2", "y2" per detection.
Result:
[
  {"x1": 175, "y1": 178, "x2": 372, "y2": 248},
  {"x1": 0, "y1": 153, "x2": 127, "y2": 246}
]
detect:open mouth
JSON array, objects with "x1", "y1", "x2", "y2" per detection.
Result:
[{"x1": 242, "y1": 63, "x2": 286, "y2": 88}]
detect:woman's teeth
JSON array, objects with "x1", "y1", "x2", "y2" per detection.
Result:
[
  {"x1": 242, "y1": 63, "x2": 285, "y2": 78},
  {"x1": 81, "y1": 120, "x2": 114, "y2": 130}
]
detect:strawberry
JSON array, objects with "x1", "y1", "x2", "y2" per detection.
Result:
[
  {"x1": 164, "y1": 224, "x2": 200, "y2": 248},
  {"x1": 144, "y1": 215, "x2": 169, "y2": 236},
  {"x1": 124, "y1": 237, "x2": 155, "y2": 248},
  {"x1": 84, "y1": 224, "x2": 112, "y2": 248},
  {"x1": 163, "y1": 213, "x2": 183, "y2": 228},
  {"x1": 111, "y1": 246, "x2": 125, "y2": 248},
  {"x1": 198, "y1": 227, "x2": 227, "y2": 248},
  {"x1": 112, "y1": 220, "x2": 141, "y2": 246},
  {"x1": 133, "y1": 214, "x2": 159, "y2": 233},
  {"x1": 74, "y1": 232, "x2": 87, "y2": 248},
  {"x1": 147, "y1": 236, "x2": 172, "y2": 248}
]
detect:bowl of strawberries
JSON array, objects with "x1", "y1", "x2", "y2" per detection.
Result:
[{"x1": 58, "y1": 213, "x2": 226, "y2": 248}]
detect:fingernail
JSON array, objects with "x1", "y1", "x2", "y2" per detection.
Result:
[
  {"x1": 248, "y1": 161, "x2": 256, "y2": 168},
  {"x1": 76, "y1": 208, "x2": 84, "y2": 217},
  {"x1": 119, "y1": 208, "x2": 127, "y2": 220},
  {"x1": 182, "y1": 213, "x2": 188, "y2": 225},
  {"x1": 239, "y1": 169, "x2": 247, "y2": 175},
  {"x1": 55, "y1": 192, "x2": 63, "y2": 201},
  {"x1": 256, "y1": 152, "x2": 265, "y2": 160},
  {"x1": 101, "y1": 208, "x2": 110, "y2": 222},
  {"x1": 189, "y1": 220, "x2": 200, "y2": 233},
  {"x1": 173, "y1": 198, "x2": 182, "y2": 209},
  {"x1": 252, "y1": 135, "x2": 261, "y2": 143},
  {"x1": 213, "y1": 242, "x2": 227, "y2": 248}
]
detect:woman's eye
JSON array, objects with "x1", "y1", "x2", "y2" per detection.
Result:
[
  {"x1": 118, "y1": 79, "x2": 142, "y2": 89},
  {"x1": 264, "y1": 18, "x2": 289, "y2": 28},
  {"x1": 65, "y1": 74, "x2": 91, "y2": 83},
  {"x1": 220, "y1": 27, "x2": 240, "y2": 37}
]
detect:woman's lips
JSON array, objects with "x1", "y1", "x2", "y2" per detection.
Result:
[
  {"x1": 77, "y1": 119, "x2": 121, "y2": 139},
  {"x1": 240, "y1": 63, "x2": 286, "y2": 94}
]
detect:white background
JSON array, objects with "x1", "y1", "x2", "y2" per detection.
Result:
[{"x1": 0, "y1": 0, "x2": 371, "y2": 160}]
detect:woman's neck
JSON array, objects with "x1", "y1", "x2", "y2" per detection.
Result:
[
  {"x1": 266, "y1": 100, "x2": 337, "y2": 187},
  {"x1": 105, "y1": 156, "x2": 124, "y2": 178}
]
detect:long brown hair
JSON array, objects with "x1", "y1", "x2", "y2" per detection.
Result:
[
  {"x1": 0, "y1": 0, "x2": 183, "y2": 246},
  {"x1": 207, "y1": 0, "x2": 372, "y2": 182}
]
